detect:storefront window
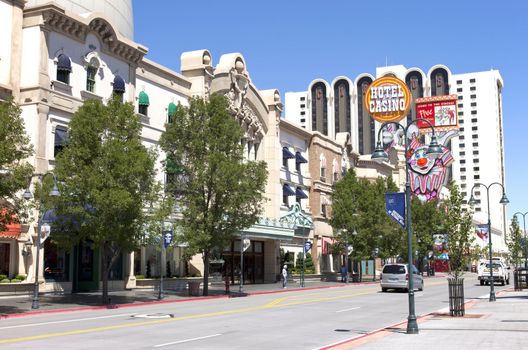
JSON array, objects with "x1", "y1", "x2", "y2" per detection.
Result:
[{"x1": 44, "y1": 239, "x2": 70, "y2": 281}]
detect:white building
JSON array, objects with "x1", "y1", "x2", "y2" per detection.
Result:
[{"x1": 284, "y1": 65, "x2": 508, "y2": 254}]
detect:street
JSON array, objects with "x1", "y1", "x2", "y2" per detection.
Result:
[{"x1": 0, "y1": 274, "x2": 511, "y2": 349}]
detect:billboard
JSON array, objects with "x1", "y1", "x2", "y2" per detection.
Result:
[{"x1": 415, "y1": 95, "x2": 458, "y2": 132}]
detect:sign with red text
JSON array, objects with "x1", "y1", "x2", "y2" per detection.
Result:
[
  {"x1": 364, "y1": 76, "x2": 411, "y2": 123},
  {"x1": 416, "y1": 95, "x2": 458, "y2": 132}
]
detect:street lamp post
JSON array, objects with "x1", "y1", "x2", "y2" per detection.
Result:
[
  {"x1": 513, "y1": 212, "x2": 528, "y2": 268},
  {"x1": 372, "y1": 248, "x2": 379, "y2": 281},
  {"x1": 372, "y1": 118, "x2": 443, "y2": 334},
  {"x1": 23, "y1": 173, "x2": 60, "y2": 309},
  {"x1": 469, "y1": 182, "x2": 509, "y2": 302}
]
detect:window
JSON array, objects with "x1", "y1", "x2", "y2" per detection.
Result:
[
  {"x1": 474, "y1": 158, "x2": 479, "y2": 163},
  {"x1": 458, "y1": 104, "x2": 463, "y2": 108},
  {"x1": 56, "y1": 54, "x2": 71, "y2": 84},
  {"x1": 457, "y1": 88, "x2": 463, "y2": 92},
  {"x1": 86, "y1": 66, "x2": 97, "y2": 92},
  {"x1": 333, "y1": 171, "x2": 338, "y2": 183},
  {"x1": 300, "y1": 111, "x2": 305, "y2": 115},
  {"x1": 460, "y1": 136, "x2": 465, "y2": 140},
  {"x1": 460, "y1": 143, "x2": 465, "y2": 148},
  {"x1": 474, "y1": 174, "x2": 480, "y2": 179},
  {"x1": 460, "y1": 159, "x2": 466, "y2": 164},
  {"x1": 470, "y1": 94, "x2": 476, "y2": 99},
  {"x1": 283, "y1": 194, "x2": 289, "y2": 207},
  {"x1": 471, "y1": 118, "x2": 477, "y2": 123},
  {"x1": 460, "y1": 127, "x2": 464, "y2": 132},
  {"x1": 470, "y1": 86, "x2": 476, "y2": 91},
  {"x1": 472, "y1": 126, "x2": 478, "y2": 131},
  {"x1": 54, "y1": 126, "x2": 68, "y2": 157},
  {"x1": 138, "y1": 91, "x2": 149, "y2": 116},
  {"x1": 320, "y1": 167, "x2": 326, "y2": 182},
  {"x1": 475, "y1": 208, "x2": 481, "y2": 212},
  {"x1": 461, "y1": 175, "x2": 466, "y2": 180},
  {"x1": 471, "y1": 102, "x2": 477, "y2": 107},
  {"x1": 458, "y1": 111, "x2": 464, "y2": 116},
  {"x1": 300, "y1": 97, "x2": 305, "y2": 101},
  {"x1": 460, "y1": 151, "x2": 465, "y2": 156},
  {"x1": 474, "y1": 167, "x2": 479, "y2": 171},
  {"x1": 461, "y1": 167, "x2": 466, "y2": 172},
  {"x1": 283, "y1": 147, "x2": 295, "y2": 168},
  {"x1": 458, "y1": 96, "x2": 463, "y2": 100},
  {"x1": 321, "y1": 204, "x2": 327, "y2": 217},
  {"x1": 471, "y1": 110, "x2": 477, "y2": 115},
  {"x1": 472, "y1": 142, "x2": 478, "y2": 147},
  {"x1": 300, "y1": 118, "x2": 305, "y2": 123},
  {"x1": 472, "y1": 134, "x2": 478, "y2": 139},
  {"x1": 461, "y1": 192, "x2": 467, "y2": 197},
  {"x1": 457, "y1": 80, "x2": 463, "y2": 84},
  {"x1": 470, "y1": 78, "x2": 476, "y2": 83},
  {"x1": 300, "y1": 104, "x2": 306, "y2": 108},
  {"x1": 473, "y1": 150, "x2": 479, "y2": 155},
  {"x1": 461, "y1": 183, "x2": 466, "y2": 188},
  {"x1": 459, "y1": 119, "x2": 464, "y2": 124}
]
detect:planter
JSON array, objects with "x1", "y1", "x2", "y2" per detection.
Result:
[
  {"x1": 447, "y1": 277, "x2": 465, "y2": 316},
  {"x1": 188, "y1": 281, "x2": 201, "y2": 296}
]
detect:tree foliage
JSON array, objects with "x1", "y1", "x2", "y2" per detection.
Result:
[
  {"x1": 331, "y1": 169, "x2": 404, "y2": 261},
  {"x1": 0, "y1": 98, "x2": 34, "y2": 228},
  {"x1": 441, "y1": 181, "x2": 474, "y2": 278},
  {"x1": 53, "y1": 96, "x2": 158, "y2": 303},
  {"x1": 411, "y1": 197, "x2": 444, "y2": 265},
  {"x1": 159, "y1": 95, "x2": 268, "y2": 295},
  {"x1": 507, "y1": 216, "x2": 524, "y2": 268}
]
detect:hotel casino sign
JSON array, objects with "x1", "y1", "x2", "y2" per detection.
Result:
[{"x1": 363, "y1": 76, "x2": 411, "y2": 123}]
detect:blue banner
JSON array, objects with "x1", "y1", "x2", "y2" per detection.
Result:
[
  {"x1": 304, "y1": 241, "x2": 312, "y2": 253},
  {"x1": 163, "y1": 230, "x2": 173, "y2": 248},
  {"x1": 385, "y1": 192, "x2": 406, "y2": 228}
]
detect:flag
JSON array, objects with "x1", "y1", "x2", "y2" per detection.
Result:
[
  {"x1": 475, "y1": 224, "x2": 489, "y2": 241},
  {"x1": 385, "y1": 192, "x2": 406, "y2": 228}
]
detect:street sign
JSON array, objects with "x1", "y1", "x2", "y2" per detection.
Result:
[
  {"x1": 304, "y1": 240, "x2": 312, "y2": 253},
  {"x1": 163, "y1": 230, "x2": 173, "y2": 248}
]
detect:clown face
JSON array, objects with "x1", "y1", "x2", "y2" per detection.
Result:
[{"x1": 408, "y1": 145, "x2": 434, "y2": 175}]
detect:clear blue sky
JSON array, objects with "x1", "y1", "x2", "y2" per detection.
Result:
[{"x1": 133, "y1": 0, "x2": 528, "y2": 222}]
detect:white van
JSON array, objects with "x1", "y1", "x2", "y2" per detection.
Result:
[{"x1": 380, "y1": 264, "x2": 424, "y2": 292}]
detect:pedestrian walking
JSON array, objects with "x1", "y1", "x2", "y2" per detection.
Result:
[
  {"x1": 282, "y1": 264, "x2": 288, "y2": 288},
  {"x1": 340, "y1": 264, "x2": 347, "y2": 283}
]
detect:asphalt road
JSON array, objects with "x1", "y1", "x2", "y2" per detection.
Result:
[{"x1": 0, "y1": 274, "x2": 510, "y2": 349}]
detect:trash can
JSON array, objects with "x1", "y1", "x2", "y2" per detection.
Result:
[{"x1": 188, "y1": 281, "x2": 201, "y2": 296}]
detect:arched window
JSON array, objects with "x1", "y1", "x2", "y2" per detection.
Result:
[
  {"x1": 320, "y1": 154, "x2": 326, "y2": 182},
  {"x1": 56, "y1": 54, "x2": 71, "y2": 84},
  {"x1": 83, "y1": 52, "x2": 101, "y2": 93},
  {"x1": 167, "y1": 102, "x2": 177, "y2": 124},
  {"x1": 112, "y1": 75, "x2": 125, "y2": 99},
  {"x1": 332, "y1": 159, "x2": 339, "y2": 183},
  {"x1": 138, "y1": 91, "x2": 149, "y2": 116}
]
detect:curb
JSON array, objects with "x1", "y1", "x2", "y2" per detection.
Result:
[{"x1": 0, "y1": 283, "x2": 355, "y2": 320}]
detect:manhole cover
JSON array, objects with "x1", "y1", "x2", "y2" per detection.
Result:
[{"x1": 132, "y1": 313, "x2": 174, "y2": 319}]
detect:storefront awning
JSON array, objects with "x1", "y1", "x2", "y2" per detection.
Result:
[{"x1": 240, "y1": 217, "x2": 295, "y2": 241}]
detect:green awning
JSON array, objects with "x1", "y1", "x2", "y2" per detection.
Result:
[
  {"x1": 166, "y1": 157, "x2": 184, "y2": 174},
  {"x1": 168, "y1": 102, "x2": 177, "y2": 116},
  {"x1": 138, "y1": 91, "x2": 150, "y2": 106}
]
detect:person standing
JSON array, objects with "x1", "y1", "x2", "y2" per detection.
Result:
[
  {"x1": 341, "y1": 264, "x2": 348, "y2": 283},
  {"x1": 282, "y1": 264, "x2": 288, "y2": 289}
]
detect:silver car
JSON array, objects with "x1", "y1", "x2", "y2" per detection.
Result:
[{"x1": 380, "y1": 264, "x2": 423, "y2": 292}]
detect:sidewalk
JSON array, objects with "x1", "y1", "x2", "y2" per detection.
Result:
[{"x1": 326, "y1": 288, "x2": 528, "y2": 350}]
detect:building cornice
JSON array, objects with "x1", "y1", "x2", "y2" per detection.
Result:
[
  {"x1": 23, "y1": 4, "x2": 148, "y2": 64},
  {"x1": 279, "y1": 118, "x2": 313, "y2": 139}
]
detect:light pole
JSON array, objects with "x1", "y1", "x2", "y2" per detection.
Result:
[
  {"x1": 23, "y1": 173, "x2": 60, "y2": 309},
  {"x1": 372, "y1": 118, "x2": 443, "y2": 334},
  {"x1": 469, "y1": 182, "x2": 509, "y2": 302},
  {"x1": 513, "y1": 212, "x2": 528, "y2": 268},
  {"x1": 372, "y1": 247, "x2": 379, "y2": 281}
]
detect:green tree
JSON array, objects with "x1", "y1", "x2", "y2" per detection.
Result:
[
  {"x1": 159, "y1": 95, "x2": 267, "y2": 295},
  {"x1": 411, "y1": 197, "x2": 443, "y2": 270},
  {"x1": 506, "y1": 216, "x2": 523, "y2": 268},
  {"x1": 441, "y1": 181, "x2": 474, "y2": 278},
  {"x1": 0, "y1": 98, "x2": 33, "y2": 228},
  {"x1": 53, "y1": 96, "x2": 159, "y2": 303},
  {"x1": 331, "y1": 169, "x2": 404, "y2": 262}
]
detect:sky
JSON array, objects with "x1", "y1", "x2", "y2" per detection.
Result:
[{"x1": 133, "y1": 0, "x2": 528, "y2": 223}]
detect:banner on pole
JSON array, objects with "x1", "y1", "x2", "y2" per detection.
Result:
[
  {"x1": 243, "y1": 236, "x2": 251, "y2": 252},
  {"x1": 163, "y1": 230, "x2": 173, "y2": 248},
  {"x1": 385, "y1": 192, "x2": 406, "y2": 228},
  {"x1": 304, "y1": 241, "x2": 312, "y2": 253},
  {"x1": 475, "y1": 224, "x2": 489, "y2": 242}
]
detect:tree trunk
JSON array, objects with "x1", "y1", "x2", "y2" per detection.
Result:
[
  {"x1": 102, "y1": 243, "x2": 109, "y2": 305},
  {"x1": 203, "y1": 250, "x2": 210, "y2": 296}
]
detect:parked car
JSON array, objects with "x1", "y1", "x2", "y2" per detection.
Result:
[
  {"x1": 380, "y1": 264, "x2": 423, "y2": 292},
  {"x1": 478, "y1": 261, "x2": 510, "y2": 286}
]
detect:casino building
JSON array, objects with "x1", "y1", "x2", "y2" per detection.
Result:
[{"x1": 284, "y1": 65, "x2": 508, "y2": 255}]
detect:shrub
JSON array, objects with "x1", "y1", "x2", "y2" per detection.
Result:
[
  {"x1": 0, "y1": 279, "x2": 10, "y2": 283},
  {"x1": 15, "y1": 274, "x2": 26, "y2": 281},
  {"x1": 135, "y1": 275, "x2": 145, "y2": 280},
  {"x1": 10, "y1": 278, "x2": 22, "y2": 283},
  {"x1": 0, "y1": 274, "x2": 7, "y2": 281}
]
